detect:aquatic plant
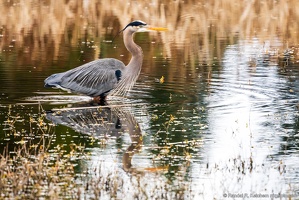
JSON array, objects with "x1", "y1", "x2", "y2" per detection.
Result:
[{"x1": 0, "y1": 105, "x2": 195, "y2": 199}]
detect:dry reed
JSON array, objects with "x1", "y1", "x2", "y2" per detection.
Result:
[{"x1": 0, "y1": 0, "x2": 298, "y2": 62}]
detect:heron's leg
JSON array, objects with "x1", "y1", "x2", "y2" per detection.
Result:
[
  {"x1": 92, "y1": 96, "x2": 107, "y2": 105},
  {"x1": 93, "y1": 96, "x2": 101, "y2": 102}
]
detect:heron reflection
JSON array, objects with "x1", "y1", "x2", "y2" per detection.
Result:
[{"x1": 46, "y1": 104, "x2": 142, "y2": 172}]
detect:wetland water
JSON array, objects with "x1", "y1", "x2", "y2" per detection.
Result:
[{"x1": 1, "y1": 0, "x2": 299, "y2": 199}]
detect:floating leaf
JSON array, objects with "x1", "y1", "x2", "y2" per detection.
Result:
[
  {"x1": 169, "y1": 114, "x2": 175, "y2": 122},
  {"x1": 160, "y1": 76, "x2": 164, "y2": 84}
]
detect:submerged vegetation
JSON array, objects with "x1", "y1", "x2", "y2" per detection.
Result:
[
  {"x1": 0, "y1": 104, "x2": 200, "y2": 199},
  {"x1": 0, "y1": 105, "x2": 80, "y2": 198},
  {"x1": 1, "y1": 110, "x2": 296, "y2": 199},
  {"x1": 1, "y1": 102, "x2": 296, "y2": 199}
]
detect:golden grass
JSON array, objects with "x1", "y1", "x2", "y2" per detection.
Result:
[{"x1": 0, "y1": 0, "x2": 298, "y2": 62}]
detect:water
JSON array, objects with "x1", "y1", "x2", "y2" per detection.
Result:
[{"x1": 1, "y1": 1, "x2": 299, "y2": 199}]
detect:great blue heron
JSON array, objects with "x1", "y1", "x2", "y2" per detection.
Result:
[{"x1": 44, "y1": 20, "x2": 166, "y2": 102}]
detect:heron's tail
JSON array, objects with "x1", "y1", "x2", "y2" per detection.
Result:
[{"x1": 44, "y1": 73, "x2": 62, "y2": 88}]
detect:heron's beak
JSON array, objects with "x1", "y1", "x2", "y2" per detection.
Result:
[
  {"x1": 146, "y1": 26, "x2": 168, "y2": 31},
  {"x1": 138, "y1": 26, "x2": 168, "y2": 32}
]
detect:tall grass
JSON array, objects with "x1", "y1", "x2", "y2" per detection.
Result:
[{"x1": 0, "y1": 0, "x2": 298, "y2": 62}]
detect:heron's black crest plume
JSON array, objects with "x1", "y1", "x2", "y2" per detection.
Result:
[
  {"x1": 112, "y1": 20, "x2": 147, "y2": 43},
  {"x1": 125, "y1": 20, "x2": 147, "y2": 29}
]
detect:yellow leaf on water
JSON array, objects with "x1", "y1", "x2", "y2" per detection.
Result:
[
  {"x1": 169, "y1": 114, "x2": 175, "y2": 122},
  {"x1": 160, "y1": 76, "x2": 164, "y2": 84}
]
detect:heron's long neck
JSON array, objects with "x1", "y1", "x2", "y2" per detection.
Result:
[
  {"x1": 123, "y1": 30, "x2": 143, "y2": 74},
  {"x1": 110, "y1": 30, "x2": 143, "y2": 96}
]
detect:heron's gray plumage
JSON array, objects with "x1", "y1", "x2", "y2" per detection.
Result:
[
  {"x1": 44, "y1": 20, "x2": 148, "y2": 99},
  {"x1": 45, "y1": 58, "x2": 125, "y2": 97}
]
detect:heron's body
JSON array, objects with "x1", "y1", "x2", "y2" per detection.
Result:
[
  {"x1": 44, "y1": 58, "x2": 126, "y2": 97},
  {"x1": 44, "y1": 20, "x2": 152, "y2": 100}
]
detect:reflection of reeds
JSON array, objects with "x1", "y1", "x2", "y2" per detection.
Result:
[{"x1": 0, "y1": 0, "x2": 298, "y2": 65}]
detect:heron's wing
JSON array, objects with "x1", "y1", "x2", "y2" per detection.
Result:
[{"x1": 60, "y1": 58, "x2": 125, "y2": 97}]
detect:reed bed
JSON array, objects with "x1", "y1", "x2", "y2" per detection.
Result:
[{"x1": 0, "y1": 0, "x2": 298, "y2": 62}]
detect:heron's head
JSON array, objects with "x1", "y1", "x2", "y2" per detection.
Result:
[
  {"x1": 112, "y1": 20, "x2": 167, "y2": 42},
  {"x1": 121, "y1": 20, "x2": 147, "y2": 33},
  {"x1": 121, "y1": 20, "x2": 168, "y2": 33}
]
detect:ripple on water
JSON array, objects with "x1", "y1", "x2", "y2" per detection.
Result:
[
  {"x1": 204, "y1": 39, "x2": 299, "y2": 167},
  {"x1": 208, "y1": 40, "x2": 297, "y2": 117}
]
